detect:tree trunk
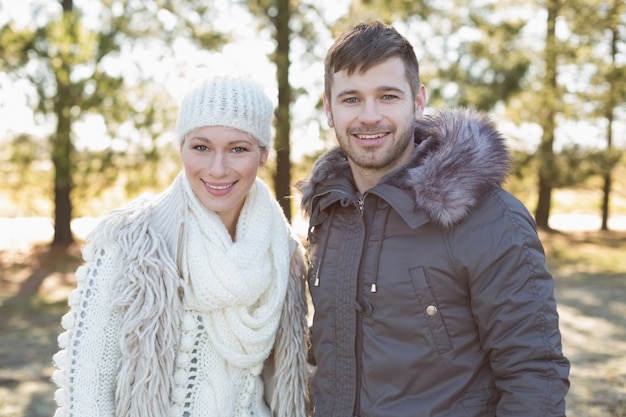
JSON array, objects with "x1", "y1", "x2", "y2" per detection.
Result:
[
  {"x1": 600, "y1": 23, "x2": 620, "y2": 232},
  {"x1": 52, "y1": 0, "x2": 75, "y2": 246},
  {"x1": 272, "y1": 0, "x2": 293, "y2": 222},
  {"x1": 601, "y1": 173, "x2": 611, "y2": 231},
  {"x1": 535, "y1": 160, "x2": 553, "y2": 230},
  {"x1": 52, "y1": 86, "x2": 74, "y2": 246},
  {"x1": 534, "y1": 0, "x2": 560, "y2": 230}
]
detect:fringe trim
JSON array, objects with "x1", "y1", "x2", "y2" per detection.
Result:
[
  {"x1": 271, "y1": 241, "x2": 311, "y2": 417},
  {"x1": 94, "y1": 201, "x2": 182, "y2": 417}
]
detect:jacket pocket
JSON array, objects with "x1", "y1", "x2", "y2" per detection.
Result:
[
  {"x1": 461, "y1": 387, "x2": 499, "y2": 415},
  {"x1": 409, "y1": 267, "x2": 453, "y2": 355}
]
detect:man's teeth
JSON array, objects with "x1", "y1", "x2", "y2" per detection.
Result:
[{"x1": 357, "y1": 133, "x2": 385, "y2": 139}]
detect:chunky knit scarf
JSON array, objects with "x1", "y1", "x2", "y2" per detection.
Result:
[
  {"x1": 108, "y1": 173, "x2": 291, "y2": 417},
  {"x1": 179, "y1": 175, "x2": 290, "y2": 413}
]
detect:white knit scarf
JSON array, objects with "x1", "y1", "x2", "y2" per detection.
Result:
[
  {"x1": 108, "y1": 174, "x2": 293, "y2": 417},
  {"x1": 180, "y1": 175, "x2": 290, "y2": 372}
]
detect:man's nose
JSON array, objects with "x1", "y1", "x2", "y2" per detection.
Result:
[{"x1": 358, "y1": 99, "x2": 383, "y2": 124}]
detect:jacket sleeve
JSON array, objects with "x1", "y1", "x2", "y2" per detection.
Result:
[
  {"x1": 52, "y1": 239, "x2": 124, "y2": 417},
  {"x1": 453, "y1": 189, "x2": 570, "y2": 416}
]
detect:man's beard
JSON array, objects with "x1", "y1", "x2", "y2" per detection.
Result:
[{"x1": 337, "y1": 122, "x2": 414, "y2": 170}]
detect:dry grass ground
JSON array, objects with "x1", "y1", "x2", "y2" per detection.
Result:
[
  {"x1": 0, "y1": 221, "x2": 625, "y2": 416},
  {"x1": 542, "y1": 230, "x2": 626, "y2": 417}
]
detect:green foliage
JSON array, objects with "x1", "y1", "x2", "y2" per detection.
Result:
[
  {"x1": 336, "y1": 0, "x2": 432, "y2": 26},
  {"x1": 0, "y1": 133, "x2": 53, "y2": 216},
  {"x1": 509, "y1": 145, "x2": 624, "y2": 190},
  {"x1": 0, "y1": 24, "x2": 36, "y2": 69},
  {"x1": 1, "y1": 0, "x2": 625, "y2": 229},
  {"x1": 6, "y1": 133, "x2": 41, "y2": 167},
  {"x1": 0, "y1": 0, "x2": 230, "y2": 226},
  {"x1": 433, "y1": 4, "x2": 531, "y2": 109}
]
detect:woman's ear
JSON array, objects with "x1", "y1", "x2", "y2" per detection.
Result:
[{"x1": 260, "y1": 149, "x2": 269, "y2": 166}]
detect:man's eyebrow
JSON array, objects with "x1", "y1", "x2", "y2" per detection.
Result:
[
  {"x1": 335, "y1": 85, "x2": 405, "y2": 98},
  {"x1": 335, "y1": 88, "x2": 359, "y2": 98},
  {"x1": 376, "y1": 85, "x2": 405, "y2": 94}
]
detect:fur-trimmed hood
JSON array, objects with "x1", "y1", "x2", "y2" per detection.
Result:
[{"x1": 298, "y1": 108, "x2": 511, "y2": 229}]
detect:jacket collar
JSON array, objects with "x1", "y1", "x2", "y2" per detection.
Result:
[{"x1": 298, "y1": 108, "x2": 510, "y2": 229}]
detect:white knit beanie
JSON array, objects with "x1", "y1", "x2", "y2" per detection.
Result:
[{"x1": 176, "y1": 75, "x2": 274, "y2": 149}]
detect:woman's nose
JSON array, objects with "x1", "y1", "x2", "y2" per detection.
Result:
[{"x1": 207, "y1": 152, "x2": 230, "y2": 177}]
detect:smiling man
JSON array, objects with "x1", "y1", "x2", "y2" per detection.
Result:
[
  {"x1": 324, "y1": 56, "x2": 425, "y2": 192},
  {"x1": 298, "y1": 20, "x2": 570, "y2": 417}
]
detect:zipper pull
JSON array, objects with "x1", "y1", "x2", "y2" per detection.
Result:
[
  {"x1": 314, "y1": 263, "x2": 320, "y2": 287},
  {"x1": 357, "y1": 193, "x2": 364, "y2": 215},
  {"x1": 370, "y1": 283, "x2": 377, "y2": 293}
]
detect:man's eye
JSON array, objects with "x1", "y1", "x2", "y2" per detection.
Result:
[
  {"x1": 344, "y1": 97, "x2": 359, "y2": 104},
  {"x1": 382, "y1": 94, "x2": 398, "y2": 100}
]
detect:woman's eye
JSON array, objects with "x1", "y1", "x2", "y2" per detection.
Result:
[
  {"x1": 232, "y1": 146, "x2": 248, "y2": 153},
  {"x1": 194, "y1": 145, "x2": 208, "y2": 151}
]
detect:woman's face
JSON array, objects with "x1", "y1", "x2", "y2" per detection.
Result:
[{"x1": 180, "y1": 125, "x2": 267, "y2": 231}]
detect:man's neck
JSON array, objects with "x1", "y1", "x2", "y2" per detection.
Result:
[{"x1": 350, "y1": 164, "x2": 385, "y2": 195}]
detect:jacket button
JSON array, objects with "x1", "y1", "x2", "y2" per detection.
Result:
[{"x1": 426, "y1": 305, "x2": 438, "y2": 316}]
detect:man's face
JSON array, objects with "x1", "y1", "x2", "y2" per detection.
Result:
[{"x1": 324, "y1": 57, "x2": 426, "y2": 183}]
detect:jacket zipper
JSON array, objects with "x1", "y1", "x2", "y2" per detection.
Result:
[
  {"x1": 312, "y1": 187, "x2": 366, "y2": 415},
  {"x1": 354, "y1": 193, "x2": 366, "y2": 416},
  {"x1": 310, "y1": 189, "x2": 356, "y2": 289}
]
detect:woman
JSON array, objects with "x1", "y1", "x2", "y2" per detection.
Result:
[{"x1": 52, "y1": 75, "x2": 310, "y2": 417}]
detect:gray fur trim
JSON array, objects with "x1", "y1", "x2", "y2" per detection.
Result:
[{"x1": 298, "y1": 108, "x2": 511, "y2": 228}]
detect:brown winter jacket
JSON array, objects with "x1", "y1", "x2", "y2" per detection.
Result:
[{"x1": 298, "y1": 108, "x2": 570, "y2": 417}]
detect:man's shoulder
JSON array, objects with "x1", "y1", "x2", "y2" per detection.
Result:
[{"x1": 462, "y1": 186, "x2": 536, "y2": 231}]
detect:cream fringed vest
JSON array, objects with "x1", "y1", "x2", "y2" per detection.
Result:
[{"x1": 53, "y1": 173, "x2": 298, "y2": 417}]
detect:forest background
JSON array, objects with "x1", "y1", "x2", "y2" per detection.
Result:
[{"x1": 1, "y1": 0, "x2": 625, "y2": 416}]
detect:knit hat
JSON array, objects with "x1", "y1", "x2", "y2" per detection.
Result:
[{"x1": 175, "y1": 75, "x2": 274, "y2": 148}]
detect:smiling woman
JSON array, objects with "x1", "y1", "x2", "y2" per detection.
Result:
[
  {"x1": 50, "y1": 74, "x2": 311, "y2": 417},
  {"x1": 175, "y1": 76, "x2": 274, "y2": 241},
  {"x1": 180, "y1": 126, "x2": 268, "y2": 238}
]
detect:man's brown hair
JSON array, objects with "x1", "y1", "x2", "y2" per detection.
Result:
[{"x1": 324, "y1": 20, "x2": 421, "y2": 100}]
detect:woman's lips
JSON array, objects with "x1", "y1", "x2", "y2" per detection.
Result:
[{"x1": 203, "y1": 180, "x2": 236, "y2": 196}]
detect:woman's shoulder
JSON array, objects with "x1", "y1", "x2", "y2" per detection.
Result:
[{"x1": 86, "y1": 194, "x2": 155, "y2": 240}]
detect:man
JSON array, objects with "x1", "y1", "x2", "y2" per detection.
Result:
[{"x1": 298, "y1": 20, "x2": 570, "y2": 416}]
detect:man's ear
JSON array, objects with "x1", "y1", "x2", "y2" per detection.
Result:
[
  {"x1": 323, "y1": 95, "x2": 334, "y2": 128},
  {"x1": 414, "y1": 84, "x2": 428, "y2": 121}
]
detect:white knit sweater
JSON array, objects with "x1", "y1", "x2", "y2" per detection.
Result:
[{"x1": 52, "y1": 174, "x2": 309, "y2": 417}]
